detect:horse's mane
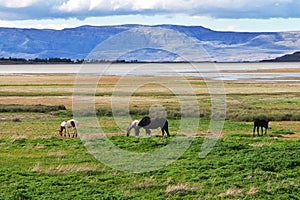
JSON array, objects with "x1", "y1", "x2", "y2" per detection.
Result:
[{"x1": 138, "y1": 116, "x2": 151, "y2": 127}]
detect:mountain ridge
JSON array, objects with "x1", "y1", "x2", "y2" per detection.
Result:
[
  {"x1": 261, "y1": 51, "x2": 300, "y2": 62},
  {"x1": 0, "y1": 24, "x2": 299, "y2": 62}
]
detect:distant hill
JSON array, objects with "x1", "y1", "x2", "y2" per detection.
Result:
[
  {"x1": 261, "y1": 51, "x2": 300, "y2": 62},
  {"x1": 1, "y1": 24, "x2": 300, "y2": 62}
]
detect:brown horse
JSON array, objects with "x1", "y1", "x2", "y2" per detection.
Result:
[
  {"x1": 127, "y1": 116, "x2": 170, "y2": 136},
  {"x1": 253, "y1": 119, "x2": 268, "y2": 136}
]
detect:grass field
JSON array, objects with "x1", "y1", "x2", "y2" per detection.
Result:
[{"x1": 0, "y1": 73, "x2": 299, "y2": 199}]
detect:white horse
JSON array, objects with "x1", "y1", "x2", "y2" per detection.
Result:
[
  {"x1": 126, "y1": 120, "x2": 140, "y2": 136},
  {"x1": 59, "y1": 119, "x2": 79, "y2": 137}
]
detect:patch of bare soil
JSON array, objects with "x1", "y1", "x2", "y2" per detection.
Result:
[{"x1": 280, "y1": 133, "x2": 300, "y2": 140}]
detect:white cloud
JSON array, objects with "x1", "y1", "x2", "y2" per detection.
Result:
[
  {"x1": 0, "y1": 0, "x2": 39, "y2": 8},
  {"x1": 0, "y1": 20, "x2": 14, "y2": 27},
  {"x1": 57, "y1": 0, "x2": 296, "y2": 12},
  {"x1": 0, "y1": 0, "x2": 299, "y2": 21},
  {"x1": 58, "y1": 0, "x2": 90, "y2": 12}
]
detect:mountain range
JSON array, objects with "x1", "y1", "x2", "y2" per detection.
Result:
[
  {"x1": 261, "y1": 51, "x2": 300, "y2": 62},
  {"x1": 1, "y1": 24, "x2": 300, "y2": 62}
]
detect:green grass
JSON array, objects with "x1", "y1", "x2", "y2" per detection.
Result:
[
  {"x1": 0, "y1": 110, "x2": 299, "y2": 199},
  {"x1": 0, "y1": 135, "x2": 299, "y2": 199},
  {"x1": 226, "y1": 94, "x2": 300, "y2": 121},
  {"x1": 0, "y1": 76, "x2": 299, "y2": 199},
  {"x1": 0, "y1": 92, "x2": 73, "y2": 97}
]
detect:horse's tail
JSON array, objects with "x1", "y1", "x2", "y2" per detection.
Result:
[{"x1": 163, "y1": 120, "x2": 170, "y2": 136}]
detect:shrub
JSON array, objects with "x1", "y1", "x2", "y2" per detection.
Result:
[{"x1": 0, "y1": 104, "x2": 66, "y2": 113}]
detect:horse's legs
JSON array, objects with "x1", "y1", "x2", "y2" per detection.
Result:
[
  {"x1": 253, "y1": 126, "x2": 256, "y2": 136},
  {"x1": 162, "y1": 127, "x2": 170, "y2": 136},
  {"x1": 166, "y1": 128, "x2": 170, "y2": 137},
  {"x1": 265, "y1": 127, "x2": 267, "y2": 135},
  {"x1": 73, "y1": 128, "x2": 77, "y2": 138},
  {"x1": 257, "y1": 126, "x2": 260, "y2": 136},
  {"x1": 261, "y1": 126, "x2": 264, "y2": 136},
  {"x1": 161, "y1": 128, "x2": 170, "y2": 136},
  {"x1": 134, "y1": 127, "x2": 140, "y2": 136},
  {"x1": 165, "y1": 126, "x2": 170, "y2": 137},
  {"x1": 162, "y1": 121, "x2": 170, "y2": 136},
  {"x1": 66, "y1": 127, "x2": 70, "y2": 137},
  {"x1": 64, "y1": 128, "x2": 67, "y2": 137},
  {"x1": 145, "y1": 128, "x2": 151, "y2": 135}
]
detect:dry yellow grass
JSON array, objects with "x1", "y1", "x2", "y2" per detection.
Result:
[
  {"x1": 31, "y1": 162, "x2": 99, "y2": 174},
  {"x1": 0, "y1": 75, "x2": 197, "y2": 109},
  {"x1": 165, "y1": 183, "x2": 199, "y2": 197},
  {"x1": 0, "y1": 74, "x2": 299, "y2": 118},
  {"x1": 218, "y1": 187, "x2": 243, "y2": 198},
  {"x1": 0, "y1": 96, "x2": 73, "y2": 107},
  {"x1": 0, "y1": 74, "x2": 76, "y2": 84}
]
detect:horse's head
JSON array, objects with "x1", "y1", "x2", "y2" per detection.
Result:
[
  {"x1": 126, "y1": 127, "x2": 131, "y2": 136},
  {"x1": 126, "y1": 120, "x2": 140, "y2": 136}
]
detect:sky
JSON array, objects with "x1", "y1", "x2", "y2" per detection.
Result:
[{"x1": 0, "y1": 0, "x2": 300, "y2": 32}]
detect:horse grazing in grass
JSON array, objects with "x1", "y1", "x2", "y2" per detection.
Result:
[
  {"x1": 126, "y1": 120, "x2": 140, "y2": 136},
  {"x1": 253, "y1": 119, "x2": 268, "y2": 136},
  {"x1": 127, "y1": 116, "x2": 170, "y2": 136},
  {"x1": 59, "y1": 119, "x2": 79, "y2": 138}
]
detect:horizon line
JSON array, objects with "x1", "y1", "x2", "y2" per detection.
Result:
[{"x1": 1, "y1": 23, "x2": 298, "y2": 33}]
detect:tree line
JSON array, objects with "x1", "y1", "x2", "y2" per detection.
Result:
[
  {"x1": 0, "y1": 57, "x2": 142, "y2": 64},
  {"x1": 0, "y1": 57, "x2": 84, "y2": 64}
]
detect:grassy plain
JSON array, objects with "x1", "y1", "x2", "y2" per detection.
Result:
[{"x1": 0, "y1": 73, "x2": 299, "y2": 199}]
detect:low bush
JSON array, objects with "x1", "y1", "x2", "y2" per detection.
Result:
[{"x1": 0, "y1": 104, "x2": 66, "y2": 113}]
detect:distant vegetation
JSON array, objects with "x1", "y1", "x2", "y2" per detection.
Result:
[
  {"x1": 0, "y1": 57, "x2": 191, "y2": 64},
  {"x1": 0, "y1": 57, "x2": 83, "y2": 64},
  {"x1": 0, "y1": 104, "x2": 66, "y2": 113},
  {"x1": 2, "y1": 52, "x2": 300, "y2": 64}
]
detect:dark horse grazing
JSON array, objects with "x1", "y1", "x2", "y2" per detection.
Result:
[
  {"x1": 127, "y1": 116, "x2": 170, "y2": 136},
  {"x1": 253, "y1": 119, "x2": 269, "y2": 136}
]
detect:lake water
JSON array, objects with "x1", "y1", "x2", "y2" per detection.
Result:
[{"x1": 0, "y1": 62, "x2": 299, "y2": 82}]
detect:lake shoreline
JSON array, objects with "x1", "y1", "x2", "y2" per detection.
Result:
[{"x1": 0, "y1": 62, "x2": 299, "y2": 82}]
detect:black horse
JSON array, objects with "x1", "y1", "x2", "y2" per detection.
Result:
[
  {"x1": 138, "y1": 116, "x2": 170, "y2": 136},
  {"x1": 253, "y1": 119, "x2": 269, "y2": 136}
]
